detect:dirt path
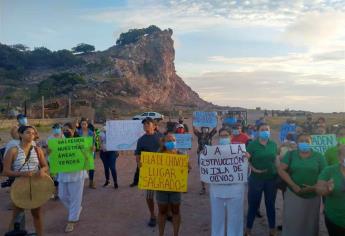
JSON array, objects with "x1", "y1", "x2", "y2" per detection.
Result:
[{"x1": 0, "y1": 117, "x2": 328, "y2": 236}]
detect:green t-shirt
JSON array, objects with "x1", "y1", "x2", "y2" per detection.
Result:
[
  {"x1": 282, "y1": 150, "x2": 326, "y2": 198},
  {"x1": 318, "y1": 164, "x2": 345, "y2": 228},
  {"x1": 247, "y1": 139, "x2": 278, "y2": 180},
  {"x1": 325, "y1": 146, "x2": 339, "y2": 166}
]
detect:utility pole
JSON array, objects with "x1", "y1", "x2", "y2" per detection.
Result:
[{"x1": 41, "y1": 96, "x2": 44, "y2": 119}]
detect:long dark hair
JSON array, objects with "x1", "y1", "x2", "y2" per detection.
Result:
[{"x1": 160, "y1": 132, "x2": 176, "y2": 152}]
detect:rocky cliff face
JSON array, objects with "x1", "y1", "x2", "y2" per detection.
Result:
[{"x1": 94, "y1": 29, "x2": 209, "y2": 107}]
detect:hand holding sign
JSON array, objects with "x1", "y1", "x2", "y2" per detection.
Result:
[
  {"x1": 48, "y1": 137, "x2": 94, "y2": 173},
  {"x1": 139, "y1": 152, "x2": 189, "y2": 192},
  {"x1": 199, "y1": 144, "x2": 249, "y2": 184},
  {"x1": 193, "y1": 111, "x2": 217, "y2": 128},
  {"x1": 106, "y1": 120, "x2": 144, "y2": 151},
  {"x1": 311, "y1": 134, "x2": 337, "y2": 154}
]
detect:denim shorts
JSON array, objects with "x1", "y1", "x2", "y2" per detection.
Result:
[{"x1": 156, "y1": 191, "x2": 181, "y2": 204}]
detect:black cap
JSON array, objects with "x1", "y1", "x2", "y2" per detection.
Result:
[
  {"x1": 16, "y1": 114, "x2": 26, "y2": 120},
  {"x1": 142, "y1": 117, "x2": 154, "y2": 124}
]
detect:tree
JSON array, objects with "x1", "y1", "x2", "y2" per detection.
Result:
[
  {"x1": 72, "y1": 43, "x2": 95, "y2": 54},
  {"x1": 116, "y1": 25, "x2": 161, "y2": 46},
  {"x1": 11, "y1": 44, "x2": 29, "y2": 52},
  {"x1": 38, "y1": 72, "x2": 86, "y2": 96}
]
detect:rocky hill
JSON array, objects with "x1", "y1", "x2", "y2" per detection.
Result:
[{"x1": 0, "y1": 26, "x2": 214, "y2": 118}]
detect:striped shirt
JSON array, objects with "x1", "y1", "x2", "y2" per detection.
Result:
[{"x1": 12, "y1": 145, "x2": 40, "y2": 172}]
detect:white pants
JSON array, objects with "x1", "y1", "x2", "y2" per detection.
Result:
[
  {"x1": 58, "y1": 179, "x2": 85, "y2": 222},
  {"x1": 210, "y1": 194, "x2": 244, "y2": 236}
]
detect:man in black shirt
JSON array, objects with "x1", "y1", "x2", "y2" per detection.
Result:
[{"x1": 130, "y1": 118, "x2": 161, "y2": 227}]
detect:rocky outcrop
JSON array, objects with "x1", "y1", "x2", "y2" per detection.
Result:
[{"x1": 0, "y1": 26, "x2": 214, "y2": 118}]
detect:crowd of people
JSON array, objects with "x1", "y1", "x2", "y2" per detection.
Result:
[{"x1": 0, "y1": 113, "x2": 344, "y2": 236}]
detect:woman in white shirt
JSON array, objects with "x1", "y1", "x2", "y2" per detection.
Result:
[{"x1": 209, "y1": 128, "x2": 249, "y2": 236}]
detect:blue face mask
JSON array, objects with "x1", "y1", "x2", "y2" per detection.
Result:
[
  {"x1": 219, "y1": 138, "x2": 230, "y2": 145},
  {"x1": 232, "y1": 129, "x2": 240, "y2": 136},
  {"x1": 165, "y1": 141, "x2": 176, "y2": 150},
  {"x1": 53, "y1": 128, "x2": 61, "y2": 135},
  {"x1": 298, "y1": 142, "x2": 311, "y2": 152},
  {"x1": 259, "y1": 131, "x2": 270, "y2": 140},
  {"x1": 19, "y1": 118, "x2": 28, "y2": 126}
]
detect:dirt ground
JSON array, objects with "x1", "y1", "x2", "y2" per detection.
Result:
[{"x1": 0, "y1": 116, "x2": 329, "y2": 236}]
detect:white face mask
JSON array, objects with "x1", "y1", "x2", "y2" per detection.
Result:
[{"x1": 342, "y1": 158, "x2": 345, "y2": 167}]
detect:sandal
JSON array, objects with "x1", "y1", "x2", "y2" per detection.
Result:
[
  {"x1": 65, "y1": 222, "x2": 75, "y2": 233},
  {"x1": 199, "y1": 187, "x2": 206, "y2": 195}
]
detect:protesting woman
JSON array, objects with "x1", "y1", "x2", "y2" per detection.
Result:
[
  {"x1": 99, "y1": 125, "x2": 119, "y2": 188},
  {"x1": 316, "y1": 144, "x2": 345, "y2": 236},
  {"x1": 77, "y1": 118, "x2": 96, "y2": 189},
  {"x1": 58, "y1": 122, "x2": 88, "y2": 233},
  {"x1": 3, "y1": 126, "x2": 49, "y2": 236},
  {"x1": 278, "y1": 133, "x2": 326, "y2": 236},
  {"x1": 156, "y1": 133, "x2": 190, "y2": 236},
  {"x1": 245, "y1": 123, "x2": 278, "y2": 236},
  {"x1": 209, "y1": 128, "x2": 249, "y2": 236}
]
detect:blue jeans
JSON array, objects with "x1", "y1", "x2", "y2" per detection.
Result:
[
  {"x1": 88, "y1": 153, "x2": 96, "y2": 181},
  {"x1": 246, "y1": 175, "x2": 277, "y2": 229},
  {"x1": 100, "y1": 151, "x2": 118, "y2": 184}
]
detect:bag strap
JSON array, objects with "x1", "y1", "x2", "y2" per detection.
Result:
[
  {"x1": 33, "y1": 146, "x2": 41, "y2": 170},
  {"x1": 17, "y1": 145, "x2": 33, "y2": 172}
]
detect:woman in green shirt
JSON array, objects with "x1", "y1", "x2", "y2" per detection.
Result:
[
  {"x1": 245, "y1": 123, "x2": 278, "y2": 236},
  {"x1": 316, "y1": 144, "x2": 345, "y2": 236},
  {"x1": 278, "y1": 133, "x2": 326, "y2": 236},
  {"x1": 324, "y1": 126, "x2": 345, "y2": 166}
]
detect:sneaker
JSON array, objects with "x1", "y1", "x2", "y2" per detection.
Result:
[
  {"x1": 129, "y1": 182, "x2": 138, "y2": 187},
  {"x1": 199, "y1": 187, "x2": 206, "y2": 195},
  {"x1": 89, "y1": 181, "x2": 96, "y2": 189},
  {"x1": 103, "y1": 180, "x2": 110, "y2": 187},
  {"x1": 277, "y1": 225, "x2": 283, "y2": 231},
  {"x1": 65, "y1": 222, "x2": 75, "y2": 233},
  {"x1": 147, "y1": 218, "x2": 156, "y2": 227},
  {"x1": 114, "y1": 183, "x2": 118, "y2": 189},
  {"x1": 167, "y1": 215, "x2": 173, "y2": 222}
]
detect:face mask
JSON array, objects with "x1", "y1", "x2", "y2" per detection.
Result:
[
  {"x1": 165, "y1": 141, "x2": 176, "y2": 150},
  {"x1": 337, "y1": 137, "x2": 345, "y2": 145},
  {"x1": 19, "y1": 118, "x2": 28, "y2": 126},
  {"x1": 232, "y1": 129, "x2": 240, "y2": 136},
  {"x1": 298, "y1": 142, "x2": 311, "y2": 152},
  {"x1": 219, "y1": 138, "x2": 230, "y2": 145},
  {"x1": 63, "y1": 131, "x2": 72, "y2": 138},
  {"x1": 342, "y1": 159, "x2": 345, "y2": 167},
  {"x1": 259, "y1": 131, "x2": 270, "y2": 140},
  {"x1": 53, "y1": 128, "x2": 61, "y2": 135}
]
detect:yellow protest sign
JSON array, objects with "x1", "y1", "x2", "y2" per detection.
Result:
[{"x1": 138, "y1": 152, "x2": 189, "y2": 192}]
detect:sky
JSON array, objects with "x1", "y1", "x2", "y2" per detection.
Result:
[{"x1": 0, "y1": 0, "x2": 344, "y2": 112}]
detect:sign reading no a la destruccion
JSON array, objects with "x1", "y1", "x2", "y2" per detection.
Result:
[{"x1": 199, "y1": 144, "x2": 248, "y2": 184}]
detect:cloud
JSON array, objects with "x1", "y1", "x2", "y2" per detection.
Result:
[
  {"x1": 313, "y1": 50, "x2": 345, "y2": 61},
  {"x1": 282, "y1": 10, "x2": 345, "y2": 47},
  {"x1": 207, "y1": 50, "x2": 345, "y2": 77},
  {"x1": 184, "y1": 70, "x2": 345, "y2": 112},
  {"x1": 82, "y1": 0, "x2": 345, "y2": 33}
]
